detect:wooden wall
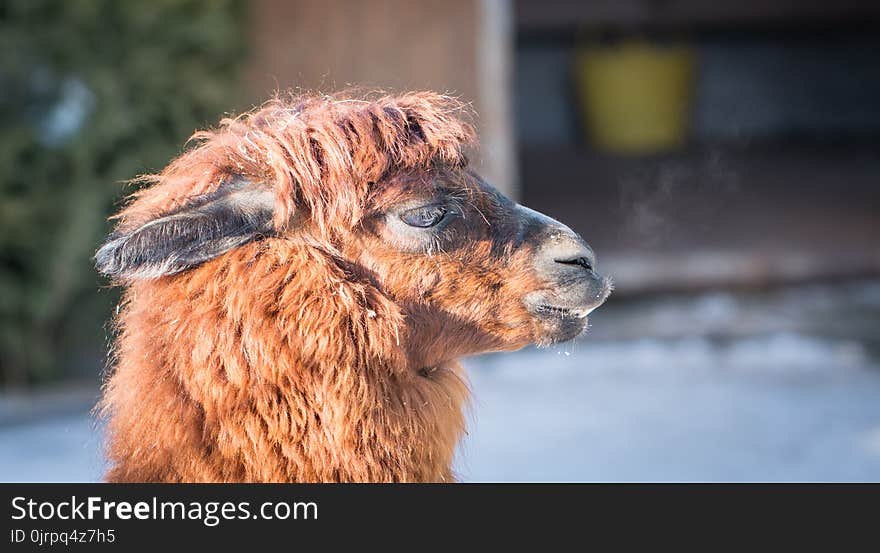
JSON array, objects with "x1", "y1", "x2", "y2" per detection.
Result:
[{"x1": 245, "y1": 0, "x2": 516, "y2": 196}]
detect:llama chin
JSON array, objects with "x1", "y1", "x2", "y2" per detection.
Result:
[{"x1": 96, "y1": 90, "x2": 610, "y2": 482}]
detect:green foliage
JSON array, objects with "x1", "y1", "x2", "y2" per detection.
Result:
[{"x1": 0, "y1": 0, "x2": 246, "y2": 386}]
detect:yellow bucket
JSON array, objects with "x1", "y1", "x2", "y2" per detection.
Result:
[{"x1": 575, "y1": 39, "x2": 696, "y2": 154}]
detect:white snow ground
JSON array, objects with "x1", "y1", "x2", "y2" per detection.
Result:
[{"x1": 3, "y1": 280, "x2": 880, "y2": 482}]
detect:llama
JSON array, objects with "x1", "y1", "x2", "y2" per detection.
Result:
[{"x1": 95, "y1": 91, "x2": 612, "y2": 482}]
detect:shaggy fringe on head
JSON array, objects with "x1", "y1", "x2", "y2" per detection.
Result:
[{"x1": 116, "y1": 90, "x2": 476, "y2": 240}]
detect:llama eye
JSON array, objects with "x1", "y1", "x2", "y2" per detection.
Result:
[{"x1": 400, "y1": 205, "x2": 448, "y2": 228}]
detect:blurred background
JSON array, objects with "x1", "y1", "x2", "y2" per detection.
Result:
[{"x1": 1, "y1": 0, "x2": 879, "y2": 481}]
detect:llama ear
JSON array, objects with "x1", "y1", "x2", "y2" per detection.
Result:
[{"x1": 95, "y1": 178, "x2": 276, "y2": 280}]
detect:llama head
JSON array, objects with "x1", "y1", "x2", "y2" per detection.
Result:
[{"x1": 96, "y1": 91, "x2": 611, "y2": 370}]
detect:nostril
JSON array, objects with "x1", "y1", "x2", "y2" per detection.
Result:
[{"x1": 554, "y1": 256, "x2": 593, "y2": 272}]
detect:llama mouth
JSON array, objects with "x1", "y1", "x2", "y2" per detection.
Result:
[
  {"x1": 526, "y1": 301, "x2": 594, "y2": 344},
  {"x1": 523, "y1": 276, "x2": 612, "y2": 325},
  {"x1": 533, "y1": 304, "x2": 594, "y2": 320}
]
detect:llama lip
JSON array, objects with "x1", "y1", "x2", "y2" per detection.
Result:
[
  {"x1": 525, "y1": 299, "x2": 593, "y2": 344},
  {"x1": 524, "y1": 281, "x2": 610, "y2": 322},
  {"x1": 533, "y1": 304, "x2": 594, "y2": 319},
  {"x1": 523, "y1": 277, "x2": 611, "y2": 342}
]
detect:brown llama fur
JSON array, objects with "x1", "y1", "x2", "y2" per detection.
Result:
[{"x1": 97, "y1": 90, "x2": 609, "y2": 482}]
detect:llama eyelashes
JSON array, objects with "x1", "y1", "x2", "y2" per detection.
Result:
[
  {"x1": 400, "y1": 204, "x2": 449, "y2": 227},
  {"x1": 380, "y1": 201, "x2": 463, "y2": 254}
]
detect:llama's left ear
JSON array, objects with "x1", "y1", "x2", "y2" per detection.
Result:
[{"x1": 95, "y1": 178, "x2": 276, "y2": 280}]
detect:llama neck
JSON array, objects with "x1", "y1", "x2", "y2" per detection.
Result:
[{"x1": 102, "y1": 244, "x2": 469, "y2": 482}]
